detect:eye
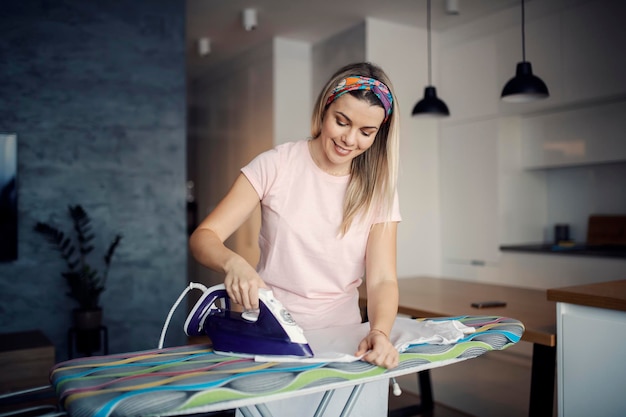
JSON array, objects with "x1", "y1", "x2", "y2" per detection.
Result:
[
  {"x1": 361, "y1": 129, "x2": 375, "y2": 137},
  {"x1": 336, "y1": 118, "x2": 347, "y2": 127}
]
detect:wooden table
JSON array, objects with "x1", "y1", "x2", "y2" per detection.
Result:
[
  {"x1": 547, "y1": 280, "x2": 626, "y2": 312},
  {"x1": 359, "y1": 276, "x2": 557, "y2": 417}
]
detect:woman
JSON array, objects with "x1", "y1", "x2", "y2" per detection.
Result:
[{"x1": 190, "y1": 62, "x2": 401, "y2": 414}]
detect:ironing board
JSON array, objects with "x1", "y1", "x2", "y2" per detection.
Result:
[{"x1": 49, "y1": 316, "x2": 524, "y2": 417}]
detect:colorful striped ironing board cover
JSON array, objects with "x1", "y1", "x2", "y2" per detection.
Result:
[{"x1": 50, "y1": 316, "x2": 524, "y2": 417}]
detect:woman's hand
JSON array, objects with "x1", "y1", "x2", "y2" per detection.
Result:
[
  {"x1": 223, "y1": 256, "x2": 267, "y2": 310},
  {"x1": 355, "y1": 329, "x2": 399, "y2": 369}
]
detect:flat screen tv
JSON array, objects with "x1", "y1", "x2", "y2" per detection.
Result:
[{"x1": 0, "y1": 133, "x2": 17, "y2": 261}]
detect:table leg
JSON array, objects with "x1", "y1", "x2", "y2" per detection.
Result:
[
  {"x1": 418, "y1": 370, "x2": 434, "y2": 411},
  {"x1": 529, "y1": 343, "x2": 556, "y2": 417}
]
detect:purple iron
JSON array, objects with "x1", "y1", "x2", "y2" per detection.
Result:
[{"x1": 184, "y1": 284, "x2": 314, "y2": 357}]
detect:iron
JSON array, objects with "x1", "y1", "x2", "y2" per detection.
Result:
[{"x1": 184, "y1": 284, "x2": 314, "y2": 357}]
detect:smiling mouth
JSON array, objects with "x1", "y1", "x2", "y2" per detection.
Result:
[{"x1": 332, "y1": 140, "x2": 351, "y2": 156}]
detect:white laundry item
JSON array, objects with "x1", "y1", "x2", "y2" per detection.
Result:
[
  {"x1": 253, "y1": 317, "x2": 475, "y2": 363},
  {"x1": 392, "y1": 316, "x2": 476, "y2": 352}
]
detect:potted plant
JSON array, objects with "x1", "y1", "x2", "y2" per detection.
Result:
[{"x1": 35, "y1": 204, "x2": 122, "y2": 354}]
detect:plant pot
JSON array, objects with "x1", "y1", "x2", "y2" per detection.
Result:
[{"x1": 73, "y1": 308, "x2": 103, "y2": 355}]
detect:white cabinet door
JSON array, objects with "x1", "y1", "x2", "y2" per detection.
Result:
[
  {"x1": 521, "y1": 101, "x2": 626, "y2": 169},
  {"x1": 440, "y1": 120, "x2": 500, "y2": 266},
  {"x1": 557, "y1": 303, "x2": 626, "y2": 417}
]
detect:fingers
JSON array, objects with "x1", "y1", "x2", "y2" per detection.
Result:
[
  {"x1": 357, "y1": 333, "x2": 399, "y2": 369},
  {"x1": 228, "y1": 284, "x2": 258, "y2": 310},
  {"x1": 364, "y1": 349, "x2": 398, "y2": 369},
  {"x1": 363, "y1": 348, "x2": 398, "y2": 369},
  {"x1": 240, "y1": 283, "x2": 258, "y2": 310},
  {"x1": 224, "y1": 277, "x2": 263, "y2": 310},
  {"x1": 355, "y1": 339, "x2": 370, "y2": 358}
]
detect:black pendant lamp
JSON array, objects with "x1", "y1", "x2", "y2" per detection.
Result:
[
  {"x1": 501, "y1": 0, "x2": 549, "y2": 102},
  {"x1": 412, "y1": 0, "x2": 450, "y2": 117}
]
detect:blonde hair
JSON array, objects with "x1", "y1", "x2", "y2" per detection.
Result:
[{"x1": 311, "y1": 62, "x2": 400, "y2": 235}]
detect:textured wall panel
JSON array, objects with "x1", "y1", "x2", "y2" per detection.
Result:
[{"x1": 0, "y1": 0, "x2": 187, "y2": 360}]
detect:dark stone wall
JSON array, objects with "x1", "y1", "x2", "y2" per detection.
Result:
[{"x1": 0, "y1": 0, "x2": 188, "y2": 360}]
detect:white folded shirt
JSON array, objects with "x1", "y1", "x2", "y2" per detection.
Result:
[{"x1": 253, "y1": 317, "x2": 475, "y2": 363}]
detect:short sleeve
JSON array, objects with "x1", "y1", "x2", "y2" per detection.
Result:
[
  {"x1": 241, "y1": 147, "x2": 281, "y2": 200},
  {"x1": 372, "y1": 190, "x2": 402, "y2": 224}
]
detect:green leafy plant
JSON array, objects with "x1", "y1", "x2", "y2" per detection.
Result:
[{"x1": 35, "y1": 204, "x2": 122, "y2": 310}]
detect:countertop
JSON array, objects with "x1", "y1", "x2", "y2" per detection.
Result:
[
  {"x1": 547, "y1": 280, "x2": 626, "y2": 312},
  {"x1": 500, "y1": 243, "x2": 626, "y2": 259}
]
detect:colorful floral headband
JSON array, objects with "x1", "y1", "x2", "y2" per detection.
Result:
[{"x1": 326, "y1": 76, "x2": 394, "y2": 122}]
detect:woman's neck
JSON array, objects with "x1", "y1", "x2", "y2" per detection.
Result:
[{"x1": 308, "y1": 139, "x2": 351, "y2": 176}]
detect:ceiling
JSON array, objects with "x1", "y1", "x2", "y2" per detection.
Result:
[{"x1": 186, "y1": 0, "x2": 521, "y2": 80}]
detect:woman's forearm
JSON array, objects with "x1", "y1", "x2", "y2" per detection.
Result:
[
  {"x1": 189, "y1": 228, "x2": 244, "y2": 275},
  {"x1": 366, "y1": 278, "x2": 399, "y2": 336}
]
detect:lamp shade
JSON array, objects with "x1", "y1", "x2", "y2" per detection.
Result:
[
  {"x1": 501, "y1": 61, "x2": 549, "y2": 103},
  {"x1": 412, "y1": 86, "x2": 450, "y2": 117}
]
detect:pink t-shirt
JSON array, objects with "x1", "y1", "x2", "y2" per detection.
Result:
[{"x1": 241, "y1": 140, "x2": 401, "y2": 330}]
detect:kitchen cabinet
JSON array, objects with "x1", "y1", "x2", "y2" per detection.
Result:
[
  {"x1": 547, "y1": 281, "x2": 626, "y2": 417},
  {"x1": 439, "y1": 36, "x2": 500, "y2": 121},
  {"x1": 518, "y1": 0, "x2": 626, "y2": 169},
  {"x1": 560, "y1": 0, "x2": 626, "y2": 103},
  {"x1": 440, "y1": 119, "x2": 500, "y2": 268},
  {"x1": 521, "y1": 101, "x2": 626, "y2": 169}
]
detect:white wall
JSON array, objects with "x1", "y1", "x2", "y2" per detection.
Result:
[
  {"x1": 311, "y1": 23, "x2": 366, "y2": 98},
  {"x1": 366, "y1": 18, "x2": 442, "y2": 277},
  {"x1": 273, "y1": 38, "x2": 312, "y2": 145},
  {"x1": 545, "y1": 163, "x2": 626, "y2": 242}
]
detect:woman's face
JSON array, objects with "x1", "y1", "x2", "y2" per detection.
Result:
[{"x1": 318, "y1": 94, "x2": 385, "y2": 173}]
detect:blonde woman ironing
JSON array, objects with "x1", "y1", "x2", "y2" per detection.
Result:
[{"x1": 190, "y1": 62, "x2": 401, "y2": 415}]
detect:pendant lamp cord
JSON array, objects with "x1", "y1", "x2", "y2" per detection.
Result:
[
  {"x1": 427, "y1": 0, "x2": 432, "y2": 85},
  {"x1": 521, "y1": 0, "x2": 526, "y2": 62}
]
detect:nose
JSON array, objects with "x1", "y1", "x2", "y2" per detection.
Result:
[{"x1": 341, "y1": 128, "x2": 357, "y2": 147}]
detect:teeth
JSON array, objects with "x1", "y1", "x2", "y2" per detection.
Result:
[{"x1": 334, "y1": 142, "x2": 350, "y2": 155}]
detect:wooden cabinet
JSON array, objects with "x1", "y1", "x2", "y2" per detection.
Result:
[{"x1": 0, "y1": 330, "x2": 55, "y2": 392}]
